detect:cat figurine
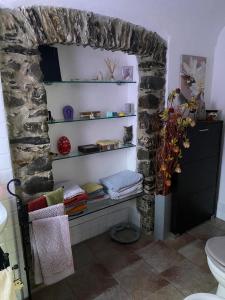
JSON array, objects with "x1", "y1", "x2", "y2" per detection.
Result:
[{"x1": 123, "y1": 126, "x2": 133, "y2": 144}]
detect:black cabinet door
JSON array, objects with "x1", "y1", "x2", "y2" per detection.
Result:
[
  {"x1": 172, "y1": 188, "x2": 216, "y2": 234},
  {"x1": 171, "y1": 121, "x2": 223, "y2": 234},
  {"x1": 182, "y1": 121, "x2": 222, "y2": 164}
]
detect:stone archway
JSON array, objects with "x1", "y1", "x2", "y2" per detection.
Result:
[{"x1": 0, "y1": 6, "x2": 167, "y2": 232}]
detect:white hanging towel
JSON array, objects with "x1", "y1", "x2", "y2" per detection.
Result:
[
  {"x1": 0, "y1": 267, "x2": 16, "y2": 300},
  {"x1": 29, "y1": 204, "x2": 74, "y2": 285},
  {"x1": 32, "y1": 215, "x2": 74, "y2": 285}
]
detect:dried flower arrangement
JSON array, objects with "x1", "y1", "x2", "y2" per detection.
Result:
[
  {"x1": 104, "y1": 58, "x2": 117, "y2": 80},
  {"x1": 156, "y1": 88, "x2": 198, "y2": 195}
]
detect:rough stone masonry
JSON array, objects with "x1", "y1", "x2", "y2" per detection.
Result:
[{"x1": 0, "y1": 6, "x2": 167, "y2": 232}]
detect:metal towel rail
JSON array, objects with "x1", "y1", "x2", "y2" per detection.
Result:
[{"x1": 7, "y1": 179, "x2": 32, "y2": 300}]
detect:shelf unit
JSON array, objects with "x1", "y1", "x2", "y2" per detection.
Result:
[
  {"x1": 44, "y1": 49, "x2": 141, "y2": 227},
  {"x1": 48, "y1": 114, "x2": 136, "y2": 124},
  {"x1": 69, "y1": 192, "x2": 143, "y2": 221},
  {"x1": 52, "y1": 143, "x2": 136, "y2": 161}
]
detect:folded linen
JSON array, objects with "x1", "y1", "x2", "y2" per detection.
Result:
[
  {"x1": 108, "y1": 182, "x2": 143, "y2": 199},
  {"x1": 100, "y1": 170, "x2": 143, "y2": 192},
  {"x1": 63, "y1": 184, "x2": 85, "y2": 200},
  {"x1": 109, "y1": 187, "x2": 143, "y2": 200},
  {"x1": 27, "y1": 195, "x2": 47, "y2": 212},
  {"x1": 46, "y1": 187, "x2": 64, "y2": 206},
  {"x1": 65, "y1": 204, "x2": 87, "y2": 216},
  {"x1": 64, "y1": 200, "x2": 87, "y2": 209},
  {"x1": 32, "y1": 215, "x2": 74, "y2": 285},
  {"x1": 64, "y1": 193, "x2": 88, "y2": 205},
  {"x1": 81, "y1": 182, "x2": 103, "y2": 194}
]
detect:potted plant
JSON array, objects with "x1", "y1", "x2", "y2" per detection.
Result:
[{"x1": 154, "y1": 88, "x2": 197, "y2": 240}]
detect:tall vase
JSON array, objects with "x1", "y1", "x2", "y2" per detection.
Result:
[{"x1": 154, "y1": 193, "x2": 171, "y2": 240}]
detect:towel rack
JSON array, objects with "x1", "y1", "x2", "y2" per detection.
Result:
[{"x1": 7, "y1": 179, "x2": 32, "y2": 300}]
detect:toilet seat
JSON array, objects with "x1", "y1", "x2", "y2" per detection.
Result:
[
  {"x1": 205, "y1": 237, "x2": 225, "y2": 272},
  {"x1": 184, "y1": 293, "x2": 224, "y2": 300}
]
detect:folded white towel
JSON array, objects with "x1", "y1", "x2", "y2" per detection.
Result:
[
  {"x1": 108, "y1": 182, "x2": 143, "y2": 199},
  {"x1": 64, "y1": 184, "x2": 85, "y2": 200},
  {"x1": 100, "y1": 170, "x2": 143, "y2": 192},
  {"x1": 55, "y1": 181, "x2": 85, "y2": 199},
  {"x1": 109, "y1": 188, "x2": 143, "y2": 200},
  {"x1": 0, "y1": 267, "x2": 16, "y2": 300}
]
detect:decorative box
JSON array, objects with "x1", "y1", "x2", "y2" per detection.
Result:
[
  {"x1": 78, "y1": 144, "x2": 100, "y2": 154},
  {"x1": 80, "y1": 111, "x2": 101, "y2": 119},
  {"x1": 96, "y1": 139, "x2": 121, "y2": 151},
  {"x1": 106, "y1": 112, "x2": 117, "y2": 118}
]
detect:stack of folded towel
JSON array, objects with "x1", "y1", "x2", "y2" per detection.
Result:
[
  {"x1": 81, "y1": 182, "x2": 109, "y2": 202},
  {"x1": 100, "y1": 170, "x2": 143, "y2": 200},
  {"x1": 63, "y1": 183, "x2": 88, "y2": 216},
  {"x1": 27, "y1": 187, "x2": 64, "y2": 212}
]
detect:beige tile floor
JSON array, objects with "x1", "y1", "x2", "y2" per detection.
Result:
[{"x1": 32, "y1": 218, "x2": 225, "y2": 300}]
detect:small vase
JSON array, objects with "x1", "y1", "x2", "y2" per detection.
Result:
[
  {"x1": 109, "y1": 73, "x2": 115, "y2": 81},
  {"x1": 154, "y1": 193, "x2": 171, "y2": 240}
]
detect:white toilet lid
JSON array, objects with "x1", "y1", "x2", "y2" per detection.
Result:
[
  {"x1": 184, "y1": 293, "x2": 224, "y2": 300},
  {"x1": 205, "y1": 236, "x2": 225, "y2": 268}
]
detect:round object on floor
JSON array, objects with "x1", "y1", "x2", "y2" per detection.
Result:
[
  {"x1": 184, "y1": 293, "x2": 224, "y2": 300},
  {"x1": 110, "y1": 222, "x2": 141, "y2": 244}
]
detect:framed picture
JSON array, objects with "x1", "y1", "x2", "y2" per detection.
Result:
[
  {"x1": 180, "y1": 55, "x2": 206, "y2": 101},
  {"x1": 122, "y1": 66, "x2": 133, "y2": 81}
]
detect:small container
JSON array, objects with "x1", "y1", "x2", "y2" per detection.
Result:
[
  {"x1": 124, "y1": 103, "x2": 134, "y2": 115},
  {"x1": 206, "y1": 110, "x2": 219, "y2": 121}
]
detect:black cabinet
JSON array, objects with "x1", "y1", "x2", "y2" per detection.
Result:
[{"x1": 171, "y1": 121, "x2": 223, "y2": 234}]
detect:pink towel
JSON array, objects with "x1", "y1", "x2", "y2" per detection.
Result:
[
  {"x1": 32, "y1": 215, "x2": 74, "y2": 285},
  {"x1": 29, "y1": 204, "x2": 74, "y2": 285}
]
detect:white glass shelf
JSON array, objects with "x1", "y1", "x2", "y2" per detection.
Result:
[
  {"x1": 44, "y1": 79, "x2": 136, "y2": 85},
  {"x1": 48, "y1": 114, "x2": 136, "y2": 124},
  {"x1": 52, "y1": 143, "x2": 136, "y2": 161},
  {"x1": 68, "y1": 192, "x2": 143, "y2": 221}
]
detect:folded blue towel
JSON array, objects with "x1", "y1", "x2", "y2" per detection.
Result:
[{"x1": 100, "y1": 170, "x2": 143, "y2": 192}]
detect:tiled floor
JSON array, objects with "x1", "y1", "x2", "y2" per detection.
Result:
[{"x1": 32, "y1": 218, "x2": 225, "y2": 300}]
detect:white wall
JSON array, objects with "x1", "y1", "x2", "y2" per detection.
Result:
[
  {"x1": 210, "y1": 27, "x2": 225, "y2": 220},
  {"x1": 1, "y1": 0, "x2": 225, "y2": 297},
  {"x1": 0, "y1": 75, "x2": 24, "y2": 299}
]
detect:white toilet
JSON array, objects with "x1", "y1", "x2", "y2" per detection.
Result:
[
  {"x1": 184, "y1": 293, "x2": 224, "y2": 300},
  {"x1": 205, "y1": 236, "x2": 225, "y2": 298},
  {"x1": 184, "y1": 236, "x2": 225, "y2": 300}
]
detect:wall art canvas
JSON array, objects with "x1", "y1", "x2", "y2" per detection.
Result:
[
  {"x1": 122, "y1": 66, "x2": 133, "y2": 81},
  {"x1": 180, "y1": 55, "x2": 206, "y2": 101}
]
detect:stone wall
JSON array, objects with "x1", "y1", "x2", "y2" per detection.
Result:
[{"x1": 0, "y1": 6, "x2": 166, "y2": 232}]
